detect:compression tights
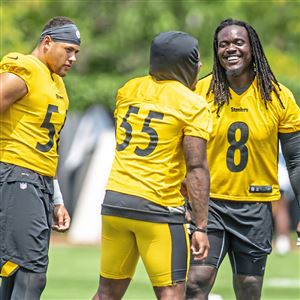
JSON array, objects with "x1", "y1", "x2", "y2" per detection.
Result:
[{"x1": 0, "y1": 268, "x2": 46, "y2": 300}]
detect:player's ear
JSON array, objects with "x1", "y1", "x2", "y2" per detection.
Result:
[{"x1": 41, "y1": 35, "x2": 53, "y2": 51}]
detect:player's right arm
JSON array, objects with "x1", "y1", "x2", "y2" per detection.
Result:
[
  {"x1": 0, "y1": 72, "x2": 28, "y2": 113},
  {"x1": 183, "y1": 135, "x2": 210, "y2": 261}
]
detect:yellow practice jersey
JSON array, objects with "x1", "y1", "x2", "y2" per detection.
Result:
[
  {"x1": 0, "y1": 53, "x2": 69, "y2": 177},
  {"x1": 107, "y1": 75, "x2": 212, "y2": 207},
  {"x1": 196, "y1": 75, "x2": 300, "y2": 202}
]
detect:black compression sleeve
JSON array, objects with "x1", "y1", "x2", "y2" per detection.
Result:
[{"x1": 279, "y1": 131, "x2": 300, "y2": 206}]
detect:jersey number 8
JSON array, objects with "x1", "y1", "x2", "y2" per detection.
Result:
[{"x1": 226, "y1": 121, "x2": 249, "y2": 172}]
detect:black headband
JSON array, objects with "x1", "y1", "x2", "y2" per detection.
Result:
[{"x1": 40, "y1": 24, "x2": 81, "y2": 46}]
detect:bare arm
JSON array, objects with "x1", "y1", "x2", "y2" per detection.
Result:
[
  {"x1": 183, "y1": 135, "x2": 210, "y2": 260},
  {"x1": 0, "y1": 72, "x2": 28, "y2": 113}
]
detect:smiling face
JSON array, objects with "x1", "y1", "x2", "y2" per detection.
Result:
[{"x1": 217, "y1": 25, "x2": 253, "y2": 77}]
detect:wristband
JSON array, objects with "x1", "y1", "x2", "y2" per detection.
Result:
[
  {"x1": 53, "y1": 179, "x2": 64, "y2": 205},
  {"x1": 194, "y1": 227, "x2": 207, "y2": 234},
  {"x1": 297, "y1": 237, "x2": 300, "y2": 247}
]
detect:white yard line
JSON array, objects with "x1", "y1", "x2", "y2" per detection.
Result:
[
  {"x1": 265, "y1": 278, "x2": 300, "y2": 288},
  {"x1": 209, "y1": 294, "x2": 224, "y2": 300}
]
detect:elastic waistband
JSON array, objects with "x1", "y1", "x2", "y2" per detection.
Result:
[{"x1": 0, "y1": 162, "x2": 53, "y2": 194}]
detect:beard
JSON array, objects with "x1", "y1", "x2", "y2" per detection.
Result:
[{"x1": 225, "y1": 67, "x2": 245, "y2": 77}]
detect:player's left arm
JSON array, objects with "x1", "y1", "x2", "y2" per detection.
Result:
[
  {"x1": 51, "y1": 178, "x2": 71, "y2": 232},
  {"x1": 279, "y1": 130, "x2": 300, "y2": 245},
  {"x1": 183, "y1": 135, "x2": 210, "y2": 260}
]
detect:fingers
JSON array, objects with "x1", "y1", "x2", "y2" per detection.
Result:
[
  {"x1": 191, "y1": 232, "x2": 210, "y2": 261},
  {"x1": 52, "y1": 218, "x2": 70, "y2": 232},
  {"x1": 191, "y1": 245, "x2": 209, "y2": 261},
  {"x1": 52, "y1": 205, "x2": 71, "y2": 232}
]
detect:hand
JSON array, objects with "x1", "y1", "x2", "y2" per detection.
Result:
[
  {"x1": 52, "y1": 204, "x2": 71, "y2": 232},
  {"x1": 191, "y1": 231, "x2": 210, "y2": 261},
  {"x1": 296, "y1": 221, "x2": 300, "y2": 247}
]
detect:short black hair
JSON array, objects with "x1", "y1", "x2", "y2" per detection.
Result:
[{"x1": 42, "y1": 16, "x2": 76, "y2": 32}]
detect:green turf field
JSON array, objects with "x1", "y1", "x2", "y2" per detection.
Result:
[{"x1": 41, "y1": 242, "x2": 300, "y2": 300}]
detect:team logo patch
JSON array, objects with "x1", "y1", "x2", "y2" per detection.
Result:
[{"x1": 20, "y1": 182, "x2": 28, "y2": 190}]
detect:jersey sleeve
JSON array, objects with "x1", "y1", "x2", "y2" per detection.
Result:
[
  {"x1": 195, "y1": 74, "x2": 212, "y2": 98},
  {"x1": 278, "y1": 86, "x2": 300, "y2": 133},
  {"x1": 182, "y1": 95, "x2": 212, "y2": 141},
  {"x1": 0, "y1": 53, "x2": 32, "y2": 91}
]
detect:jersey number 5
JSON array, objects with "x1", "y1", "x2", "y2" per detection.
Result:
[
  {"x1": 116, "y1": 105, "x2": 164, "y2": 156},
  {"x1": 36, "y1": 104, "x2": 58, "y2": 152},
  {"x1": 226, "y1": 121, "x2": 249, "y2": 172}
]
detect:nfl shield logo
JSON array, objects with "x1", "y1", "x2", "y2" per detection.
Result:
[{"x1": 20, "y1": 182, "x2": 27, "y2": 190}]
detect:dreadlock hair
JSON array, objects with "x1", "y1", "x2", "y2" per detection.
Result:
[{"x1": 208, "y1": 18, "x2": 284, "y2": 116}]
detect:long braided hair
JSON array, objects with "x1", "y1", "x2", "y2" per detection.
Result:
[{"x1": 208, "y1": 18, "x2": 284, "y2": 116}]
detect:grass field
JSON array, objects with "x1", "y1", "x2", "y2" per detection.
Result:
[{"x1": 41, "y1": 240, "x2": 300, "y2": 300}]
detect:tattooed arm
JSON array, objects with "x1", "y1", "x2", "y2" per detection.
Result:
[{"x1": 183, "y1": 135, "x2": 210, "y2": 260}]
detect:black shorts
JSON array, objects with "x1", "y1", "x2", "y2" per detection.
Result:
[
  {"x1": 0, "y1": 162, "x2": 54, "y2": 274},
  {"x1": 190, "y1": 199, "x2": 273, "y2": 276}
]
